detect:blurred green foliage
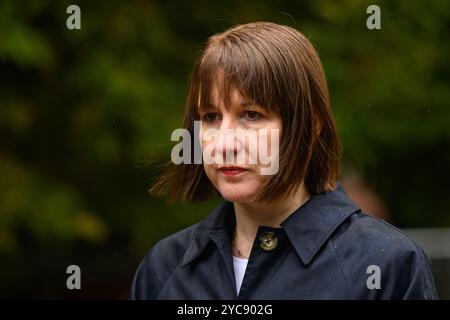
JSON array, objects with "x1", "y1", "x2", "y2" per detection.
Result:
[{"x1": 0, "y1": 0, "x2": 449, "y2": 297}]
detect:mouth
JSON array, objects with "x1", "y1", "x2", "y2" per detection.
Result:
[{"x1": 218, "y1": 166, "x2": 249, "y2": 177}]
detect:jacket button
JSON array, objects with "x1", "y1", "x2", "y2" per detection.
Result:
[{"x1": 259, "y1": 232, "x2": 278, "y2": 251}]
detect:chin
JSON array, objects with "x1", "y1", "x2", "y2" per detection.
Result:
[{"x1": 217, "y1": 184, "x2": 259, "y2": 203}]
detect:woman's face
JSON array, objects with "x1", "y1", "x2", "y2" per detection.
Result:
[{"x1": 199, "y1": 85, "x2": 282, "y2": 203}]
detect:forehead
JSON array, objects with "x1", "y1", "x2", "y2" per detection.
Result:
[
  {"x1": 209, "y1": 83, "x2": 250, "y2": 109},
  {"x1": 197, "y1": 69, "x2": 253, "y2": 112}
]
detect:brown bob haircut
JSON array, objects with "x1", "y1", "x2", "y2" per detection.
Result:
[{"x1": 150, "y1": 21, "x2": 341, "y2": 203}]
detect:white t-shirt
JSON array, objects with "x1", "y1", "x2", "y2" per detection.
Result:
[{"x1": 232, "y1": 256, "x2": 249, "y2": 294}]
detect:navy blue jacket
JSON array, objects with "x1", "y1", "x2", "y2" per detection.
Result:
[{"x1": 131, "y1": 184, "x2": 438, "y2": 299}]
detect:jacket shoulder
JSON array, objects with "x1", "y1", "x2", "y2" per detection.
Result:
[
  {"x1": 330, "y1": 212, "x2": 438, "y2": 299},
  {"x1": 130, "y1": 222, "x2": 200, "y2": 299},
  {"x1": 334, "y1": 212, "x2": 422, "y2": 252}
]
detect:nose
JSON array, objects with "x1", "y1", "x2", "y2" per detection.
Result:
[{"x1": 215, "y1": 116, "x2": 243, "y2": 163}]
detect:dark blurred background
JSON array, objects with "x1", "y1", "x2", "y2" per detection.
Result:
[{"x1": 0, "y1": 0, "x2": 449, "y2": 299}]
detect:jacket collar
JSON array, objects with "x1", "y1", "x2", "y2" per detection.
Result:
[{"x1": 181, "y1": 182, "x2": 361, "y2": 267}]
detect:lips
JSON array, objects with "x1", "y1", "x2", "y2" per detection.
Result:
[{"x1": 218, "y1": 166, "x2": 248, "y2": 176}]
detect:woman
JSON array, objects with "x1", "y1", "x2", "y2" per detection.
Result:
[{"x1": 131, "y1": 22, "x2": 438, "y2": 299}]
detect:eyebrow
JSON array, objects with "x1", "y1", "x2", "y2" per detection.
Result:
[
  {"x1": 207, "y1": 100, "x2": 255, "y2": 109},
  {"x1": 239, "y1": 101, "x2": 254, "y2": 107}
]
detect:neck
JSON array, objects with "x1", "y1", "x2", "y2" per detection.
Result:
[{"x1": 231, "y1": 182, "x2": 311, "y2": 258}]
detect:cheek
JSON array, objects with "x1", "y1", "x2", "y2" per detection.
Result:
[
  {"x1": 203, "y1": 163, "x2": 217, "y2": 184},
  {"x1": 199, "y1": 124, "x2": 219, "y2": 152}
]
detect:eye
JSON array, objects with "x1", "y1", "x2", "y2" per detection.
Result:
[
  {"x1": 202, "y1": 112, "x2": 220, "y2": 123},
  {"x1": 242, "y1": 111, "x2": 262, "y2": 121}
]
